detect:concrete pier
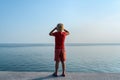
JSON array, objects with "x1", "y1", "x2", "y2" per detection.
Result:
[{"x1": 0, "y1": 71, "x2": 120, "y2": 80}]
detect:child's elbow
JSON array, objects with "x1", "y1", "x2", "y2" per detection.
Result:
[
  {"x1": 67, "y1": 32, "x2": 70, "y2": 35},
  {"x1": 49, "y1": 33, "x2": 52, "y2": 36}
]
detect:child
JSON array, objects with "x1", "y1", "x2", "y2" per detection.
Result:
[{"x1": 49, "y1": 23, "x2": 69, "y2": 77}]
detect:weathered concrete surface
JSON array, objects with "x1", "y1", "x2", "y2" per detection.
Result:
[{"x1": 0, "y1": 71, "x2": 120, "y2": 80}]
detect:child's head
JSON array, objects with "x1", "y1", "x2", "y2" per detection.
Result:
[{"x1": 56, "y1": 23, "x2": 64, "y2": 32}]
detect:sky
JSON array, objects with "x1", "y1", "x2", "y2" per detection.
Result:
[{"x1": 0, "y1": 0, "x2": 120, "y2": 43}]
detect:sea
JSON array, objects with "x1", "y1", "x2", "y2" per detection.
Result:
[{"x1": 0, "y1": 43, "x2": 120, "y2": 73}]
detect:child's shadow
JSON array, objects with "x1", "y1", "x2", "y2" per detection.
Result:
[{"x1": 32, "y1": 74, "x2": 58, "y2": 80}]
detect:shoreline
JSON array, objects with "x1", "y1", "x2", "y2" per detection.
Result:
[{"x1": 0, "y1": 71, "x2": 120, "y2": 80}]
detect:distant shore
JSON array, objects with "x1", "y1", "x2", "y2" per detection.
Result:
[
  {"x1": 0, "y1": 71, "x2": 120, "y2": 80},
  {"x1": 0, "y1": 43, "x2": 120, "y2": 47}
]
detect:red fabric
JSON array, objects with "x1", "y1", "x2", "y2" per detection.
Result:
[
  {"x1": 52, "y1": 32, "x2": 67, "y2": 49},
  {"x1": 54, "y1": 49, "x2": 66, "y2": 61}
]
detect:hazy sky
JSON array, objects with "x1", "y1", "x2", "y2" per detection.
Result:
[{"x1": 0, "y1": 0, "x2": 120, "y2": 43}]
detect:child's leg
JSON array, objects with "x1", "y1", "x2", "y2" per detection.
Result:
[
  {"x1": 54, "y1": 61, "x2": 59, "y2": 74},
  {"x1": 61, "y1": 61, "x2": 65, "y2": 75}
]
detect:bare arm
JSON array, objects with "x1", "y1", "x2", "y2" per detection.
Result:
[
  {"x1": 64, "y1": 29, "x2": 70, "y2": 35},
  {"x1": 49, "y1": 27, "x2": 57, "y2": 36}
]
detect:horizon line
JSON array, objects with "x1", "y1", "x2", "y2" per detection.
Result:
[{"x1": 0, "y1": 42, "x2": 120, "y2": 44}]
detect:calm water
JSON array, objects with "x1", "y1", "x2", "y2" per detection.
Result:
[{"x1": 0, "y1": 43, "x2": 120, "y2": 73}]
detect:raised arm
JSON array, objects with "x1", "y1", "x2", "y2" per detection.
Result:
[
  {"x1": 49, "y1": 27, "x2": 57, "y2": 36},
  {"x1": 64, "y1": 29, "x2": 70, "y2": 35}
]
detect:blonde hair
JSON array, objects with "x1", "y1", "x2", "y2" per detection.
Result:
[{"x1": 57, "y1": 23, "x2": 64, "y2": 31}]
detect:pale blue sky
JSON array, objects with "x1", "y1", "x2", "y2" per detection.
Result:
[{"x1": 0, "y1": 0, "x2": 120, "y2": 43}]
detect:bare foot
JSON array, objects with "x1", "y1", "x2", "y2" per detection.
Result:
[
  {"x1": 61, "y1": 73, "x2": 65, "y2": 77},
  {"x1": 52, "y1": 72, "x2": 58, "y2": 77}
]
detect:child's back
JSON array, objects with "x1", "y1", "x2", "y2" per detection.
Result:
[{"x1": 52, "y1": 31, "x2": 66, "y2": 49}]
